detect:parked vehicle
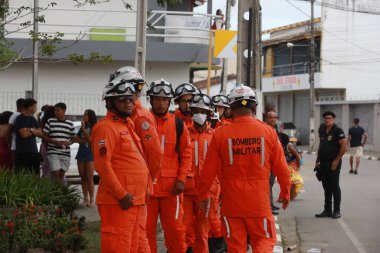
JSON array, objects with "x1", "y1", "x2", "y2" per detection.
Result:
[{"x1": 282, "y1": 122, "x2": 301, "y2": 145}]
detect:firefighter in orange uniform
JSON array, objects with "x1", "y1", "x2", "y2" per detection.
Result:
[
  {"x1": 211, "y1": 94, "x2": 231, "y2": 130},
  {"x1": 183, "y1": 94, "x2": 219, "y2": 253},
  {"x1": 174, "y1": 83, "x2": 199, "y2": 128},
  {"x1": 198, "y1": 84, "x2": 291, "y2": 253},
  {"x1": 146, "y1": 79, "x2": 192, "y2": 253},
  {"x1": 92, "y1": 81, "x2": 149, "y2": 253},
  {"x1": 108, "y1": 66, "x2": 162, "y2": 252}
]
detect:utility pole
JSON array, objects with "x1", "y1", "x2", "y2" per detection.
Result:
[
  {"x1": 32, "y1": 0, "x2": 39, "y2": 100},
  {"x1": 309, "y1": 0, "x2": 316, "y2": 152},
  {"x1": 220, "y1": 0, "x2": 232, "y2": 95},
  {"x1": 237, "y1": 0, "x2": 262, "y2": 118},
  {"x1": 135, "y1": 0, "x2": 147, "y2": 78}
]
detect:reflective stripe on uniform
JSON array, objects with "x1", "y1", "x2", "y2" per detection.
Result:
[
  {"x1": 195, "y1": 141, "x2": 199, "y2": 167},
  {"x1": 228, "y1": 138, "x2": 233, "y2": 165},
  {"x1": 204, "y1": 140, "x2": 208, "y2": 160},
  {"x1": 161, "y1": 135, "x2": 165, "y2": 153},
  {"x1": 175, "y1": 195, "x2": 180, "y2": 220},
  {"x1": 261, "y1": 137, "x2": 265, "y2": 166},
  {"x1": 263, "y1": 218, "x2": 270, "y2": 238},
  {"x1": 223, "y1": 216, "x2": 231, "y2": 238}
]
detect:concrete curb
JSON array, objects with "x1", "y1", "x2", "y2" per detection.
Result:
[{"x1": 301, "y1": 151, "x2": 380, "y2": 161}]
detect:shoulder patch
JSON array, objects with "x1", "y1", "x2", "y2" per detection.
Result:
[{"x1": 141, "y1": 121, "x2": 150, "y2": 131}]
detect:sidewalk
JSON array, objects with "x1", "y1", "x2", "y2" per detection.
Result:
[{"x1": 297, "y1": 145, "x2": 380, "y2": 161}]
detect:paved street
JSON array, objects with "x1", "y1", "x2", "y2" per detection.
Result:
[{"x1": 275, "y1": 154, "x2": 380, "y2": 253}]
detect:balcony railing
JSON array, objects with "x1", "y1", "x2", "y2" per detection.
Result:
[
  {"x1": 4, "y1": 8, "x2": 216, "y2": 45},
  {"x1": 264, "y1": 61, "x2": 321, "y2": 77}
]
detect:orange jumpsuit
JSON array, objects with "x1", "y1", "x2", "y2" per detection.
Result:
[
  {"x1": 183, "y1": 126, "x2": 219, "y2": 252},
  {"x1": 198, "y1": 116, "x2": 291, "y2": 253},
  {"x1": 130, "y1": 99, "x2": 162, "y2": 253},
  {"x1": 146, "y1": 112, "x2": 192, "y2": 253},
  {"x1": 214, "y1": 118, "x2": 231, "y2": 131},
  {"x1": 174, "y1": 108, "x2": 193, "y2": 128},
  {"x1": 91, "y1": 111, "x2": 149, "y2": 253},
  {"x1": 209, "y1": 118, "x2": 231, "y2": 239}
]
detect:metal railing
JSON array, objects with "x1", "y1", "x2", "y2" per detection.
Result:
[
  {"x1": 5, "y1": 8, "x2": 216, "y2": 44},
  {"x1": 264, "y1": 61, "x2": 321, "y2": 76},
  {"x1": 1, "y1": 91, "x2": 107, "y2": 116}
]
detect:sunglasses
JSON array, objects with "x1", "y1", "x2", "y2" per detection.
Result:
[{"x1": 115, "y1": 96, "x2": 134, "y2": 103}]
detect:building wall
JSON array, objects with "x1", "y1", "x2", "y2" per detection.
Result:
[
  {"x1": 316, "y1": 101, "x2": 380, "y2": 151},
  {"x1": 0, "y1": 61, "x2": 190, "y2": 114},
  {"x1": 321, "y1": 0, "x2": 380, "y2": 99},
  {"x1": 7, "y1": 0, "x2": 138, "y2": 40}
]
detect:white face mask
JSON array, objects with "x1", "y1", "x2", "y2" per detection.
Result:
[{"x1": 192, "y1": 113, "x2": 207, "y2": 125}]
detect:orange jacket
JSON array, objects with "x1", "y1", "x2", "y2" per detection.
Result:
[
  {"x1": 214, "y1": 118, "x2": 231, "y2": 131},
  {"x1": 174, "y1": 108, "x2": 193, "y2": 128},
  {"x1": 198, "y1": 115, "x2": 291, "y2": 217},
  {"x1": 130, "y1": 99, "x2": 161, "y2": 180},
  {"x1": 91, "y1": 111, "x2": 149, "y2": 206},
  {"x1": 152, "y1": 112, "x2": 192, "y2": 197},
  {"x1": 185, "y1": 126, "x2": 218, "y2": 198}
]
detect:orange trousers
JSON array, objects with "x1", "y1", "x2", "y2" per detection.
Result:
[
  {"x1": 146, "y1": 195, "x2": 187, "y2": 253},
  {"x1": 183, "y1": 196, "x2": 215, "y2": 253},
  {"x1": 208, "y1": 198, "x2": 223, "y2": 238},
  {"x1": 222, "y1": 216, "x2": 277, "y2": 253},
  {"x1": 137, "y1": 205, "x2": 151, "y2": 252},
  {"x1": 98, "y1": 204, "x2": 146, "y2": 253}
]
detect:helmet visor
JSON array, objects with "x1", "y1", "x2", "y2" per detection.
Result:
[
  {"x1": 192, "y1": 94, "x2": 212, "y2": 106},
  {"x1": 176, "y1": 84, "x2": 197, "y2": 95},
  {"x1": 212, "y1": 95, "x2": 228, "y2": 104},
  {"x1": 151, "y1": 84, "x2": 173, "y2": 96},
  {"x1": 107, "y1": 82, "x2": 135, "y2": 96}
]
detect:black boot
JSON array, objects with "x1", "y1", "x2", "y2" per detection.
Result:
[
  {"x1": 315, "y1": 210, "x2": 332, "y2": 218},
  {"x1": 208, "y1": 238, "x2": 216, "y2": 252},
  {"x1": 332, "y1": 210, "x2": 341, "y2": 219},
  {"x1": 214, "y1": 237, "x2": 226, "y2": 253}
]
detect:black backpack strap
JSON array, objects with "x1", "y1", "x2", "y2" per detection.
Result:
[{"x1": 175, "y1": 117, "x2": 184, "y2": 160}]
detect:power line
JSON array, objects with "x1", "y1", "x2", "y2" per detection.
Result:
[
  {"x1": 284, "y1": 0, "x2": 380, "y2": 58},
  {"x1": 295, "y1": 0, "x2": 380, "y2": 16}
]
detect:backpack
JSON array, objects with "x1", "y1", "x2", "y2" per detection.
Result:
[{"x1": 175, "y1": 117, "x2": 184, "y2": 161}]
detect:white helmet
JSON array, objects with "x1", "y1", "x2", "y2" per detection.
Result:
[
  {"x1": 190, "y1": 94, "x2": 213, "y2": 112},
  {"x1": 109, "y1": 66, "x2": 146, "y2": 92},
  {"x1": 228, "y1": 84, "x2": 258, "y2": 106},
  {"x1": 102, "y1": 79, "x2": 135, "y2": 100},
  {"x1": 147, "y1": 79, "x2": 174, "y2": 98},
  {"x1": 212, "y1": 94, "x2": 230, "y2": 108},
  {"x1": 174, "y1": 83, "x2": 200, "y2": 102}
]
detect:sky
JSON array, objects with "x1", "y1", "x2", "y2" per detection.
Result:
[{"x1": 196, "y1": 0, "x2": 322, "y2": 31}]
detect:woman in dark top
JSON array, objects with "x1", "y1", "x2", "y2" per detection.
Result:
[
  {"x1": 74, "y1": 109, "x2": 97, "y2": 207},
  {"x1": 0, "y1": 111, "x2": 13, "y2": 170}
]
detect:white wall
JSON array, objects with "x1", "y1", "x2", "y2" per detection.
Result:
[
  {"x1": 6, "y1": 0, "x2": 137, "y2": 40},
  {"x1": 0, "y1": 61, "x2": 190, "y2": 114},
  {"x1": 321, "y1": 0, "x2": 380, "y2": 99}
]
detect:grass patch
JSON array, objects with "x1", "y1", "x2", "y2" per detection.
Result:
[{"x1": 82, "y1": 221, "x2": 100, "y2": 252}]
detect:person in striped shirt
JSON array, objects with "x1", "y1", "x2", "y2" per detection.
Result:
[{"x1": 43, "y1": 102, "x2": 75, "y2": 184}]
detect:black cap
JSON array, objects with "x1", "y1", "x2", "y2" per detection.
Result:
[{"x1": 322, "y1": 111, "x2": 336, "y2": 118}]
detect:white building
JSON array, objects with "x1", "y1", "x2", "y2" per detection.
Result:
[{"x1": 0, "y1": 0, "x2": 216, "y2": 115}]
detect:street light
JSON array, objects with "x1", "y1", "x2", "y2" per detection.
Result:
[{"x1": 286, "y1": 2, "x2": 316, "y2": 152}]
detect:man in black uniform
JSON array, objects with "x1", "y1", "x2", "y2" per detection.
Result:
[{"x1": 315, "y1": 111, "x2": 347, "y2": 219}]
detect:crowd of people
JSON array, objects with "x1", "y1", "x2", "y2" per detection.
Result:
[
  {"x1": 2, "y1": 64, "x2": 364, "y2": 253},
  {"x1": 0, "y1": 99, "x2": 98, "y2": 208}
]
